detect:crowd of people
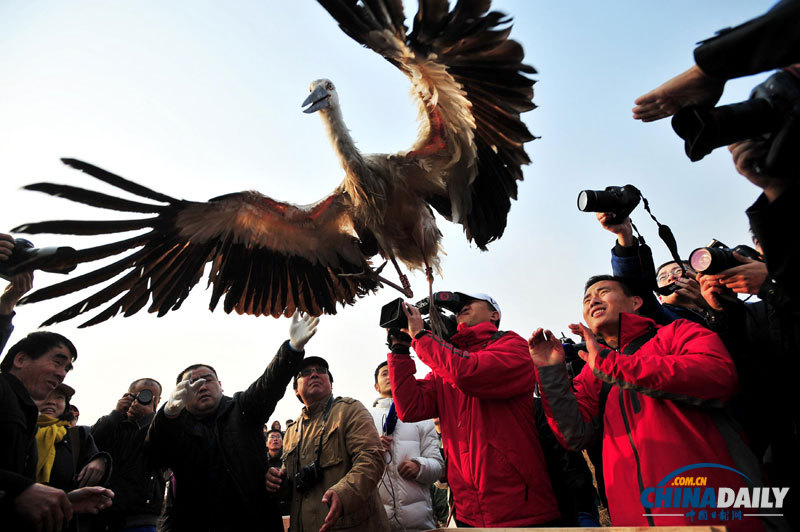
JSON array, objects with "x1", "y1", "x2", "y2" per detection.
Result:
[{"x1": 2, "y1": 1, "x2": 799, "y2": 531}]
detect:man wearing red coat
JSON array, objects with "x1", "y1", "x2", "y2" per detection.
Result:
[{"x1": 389, "y1": 292, "x2": 560, "y2": 528}]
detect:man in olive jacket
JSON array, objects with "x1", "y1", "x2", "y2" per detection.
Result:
[
  {"x1": 266, "y1": 356, "x2": 389, "y2": 532},
  {"x1": 146, "y1": 313, "x2": 318, "y2": 532}
]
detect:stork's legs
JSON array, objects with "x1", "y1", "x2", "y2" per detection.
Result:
[
  {"x1": 339, "y1": 259, "x2": 413, "y2": 298},
  {"x1": 390, "y1": 255, "x2": 412, "y2": 296}
]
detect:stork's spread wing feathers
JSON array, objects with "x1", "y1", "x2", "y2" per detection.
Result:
[
  {"x1": 13, "y1": 159, "x2": 377, "y2": 327},
  {"x1": 317, "y1": 0, "x2": 536, "y2": 249}
]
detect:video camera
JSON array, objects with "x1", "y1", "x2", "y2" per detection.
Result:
[
  {"x1": 689, "y1": 239, "x2": 763, "y2": 275},
  {"x1": 379, "y1": 292, "x2": 463, "y2": 341},
  {"x1": 671, "y1": 70, "x2": 800, "y2": 176},
  {"x1": 0, "y1": 237, "x2": 77, "y2": 282}
]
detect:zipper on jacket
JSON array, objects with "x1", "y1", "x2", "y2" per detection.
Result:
[{"x1": 619, "y1": 390, "x2": 654, "y2": 527}]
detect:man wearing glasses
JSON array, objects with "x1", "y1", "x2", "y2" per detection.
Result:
[
  {"x1": 145, "y1": 313, "x2": 319, "y2": 532},
  {"x1": 266, "y1": 357, "x2": 389, "y2": 532}
]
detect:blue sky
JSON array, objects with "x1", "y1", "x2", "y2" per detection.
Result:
[{"x1": 0, "y1": 1, "x2": 775, "y2": 425}]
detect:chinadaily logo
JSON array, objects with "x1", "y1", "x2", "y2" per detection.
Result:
[{"x1": 640, "y1": 463, "x2": 789, "y2": 523}]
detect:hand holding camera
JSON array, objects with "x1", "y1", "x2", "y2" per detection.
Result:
[
  {"x1": 401, "y1": 302, "x2": 425, "y2": 338},
  {"x1": 596, "y1": 212, "x2": 635, "y2": 247},
  {"x1": 699, "y1": 251, "x2": 767, "y2": 296}
]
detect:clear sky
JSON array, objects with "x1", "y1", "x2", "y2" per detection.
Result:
[{"x1": 0, "y1": 1, "x2": 775, "y2": 427}]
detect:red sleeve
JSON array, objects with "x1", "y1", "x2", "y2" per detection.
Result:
[
  {"x1": 593, "y1": 320, "x2": 739, "y2": 405},
  {"x1": 388, "y1": 352, "x2": 439, "y2": 423},
  {"x1": 412, "y1": 331, "x2": 536, "y2": 399}
]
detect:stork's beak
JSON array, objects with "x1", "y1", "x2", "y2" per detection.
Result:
[{"x1": 302, "y1": 85, "x2": 331, "y2": 114}]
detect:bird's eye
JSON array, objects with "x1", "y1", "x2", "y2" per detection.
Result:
[{"x1": 326, "y1": 83, "x2": 333, "y2": 91}]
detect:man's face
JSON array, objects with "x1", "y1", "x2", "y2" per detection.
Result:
[
  {"x1": 456, "y1": 299, "x2": 498, "y2": 328},
  {"x1": 374, "y1": 365, "x2": 391, "y2": 397},
  {"x1": 267, "y1": 431, "x2": 283, "y2": 454},
  {"x1": 35, "y1": 390, "x2": 67, "y2": 418},
  {"x1": 13, "y1": 344, "x2": 73, "y2": 401},
  {"x1": 296, "y1": 365, "x2": 332, "y2": 406},
  {"x1": 126, "y1": 381, "x2": 161, "y2": 421},
  {"x1": 583, "y1": 280, "x2": 642, "y2": 334},
  {"x1": 656, "y1": 262, "x2": 697, "y2": 305},
  {"x1": 183, "y1": 367, "x2": 223, "y2": 417}
]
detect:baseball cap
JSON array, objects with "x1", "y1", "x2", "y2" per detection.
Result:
[
  {"x1": 455, "y1": 292, "x2": 502, "y2": 320},
  {"x1": 293, "y1": 356, "x2": 333, "y2": 389}
]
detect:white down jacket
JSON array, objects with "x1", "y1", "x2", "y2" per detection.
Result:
[{"x1": 370, "y1": 397, "x2": 444, "y2": 532}]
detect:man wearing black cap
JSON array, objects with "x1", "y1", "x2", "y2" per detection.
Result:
[
  {"x1": 266, "y1": 356, "x2": 389, "y2": 532},
  {"x1": 390, "y1": 292, "x2": 560, "y2": 528},
  {"x1": 145, "y1": 313, "x2": 318, "y2": 532}
]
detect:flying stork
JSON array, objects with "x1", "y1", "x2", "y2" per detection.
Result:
[{"x1": 12, "y1": 0, "x2": 536, "y2": 327}]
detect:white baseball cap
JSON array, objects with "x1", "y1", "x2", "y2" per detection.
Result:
[{"x1": 456, "y1": 292, "x2": 501, "y2": 320}]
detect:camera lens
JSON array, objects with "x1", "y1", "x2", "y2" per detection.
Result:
[
  {"x1": 689, "y1": 248, "x2": 713, "y2": 273},
  {"x1": 576, "y1": 190, "x2": 593, "y2": 212},
  {"x1": 136, "y1": 389, "x2": 154, "y2": 405}
]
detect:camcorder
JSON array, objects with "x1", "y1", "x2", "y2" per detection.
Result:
[
  {"x1": 671, "y1": 70, "x2": 800, "y2": 176},
  {"x1": 576, "y1": 185, "x2": 641, "y2": 225},
  {"x1": 0, "y1": 237, "x2": 77, "y2": 282},
  {"x1": 689, "y1": 239, "x2": 763, "y2": 275},
  {"x1": 380, "y1": 292, "x2": 463, "y2": 341},
  {"x1": 294, "y1": 459, "x2": 324, "y2": 493}
]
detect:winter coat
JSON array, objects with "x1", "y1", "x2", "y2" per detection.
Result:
[
  {"x1": 370, "y1": 396, "x2": 443, "y2": 532},
  {"x1": 90, "y1": 410, "x2": 167, "y2": 531},
  {"x1": 282, "y1": 394, "x2": 389, "y2": 532},
  {"x1": 537, "y1": 312, "x2": 772, "y2": 531},
  {"x1": 389, "y1": 321, "x2": 560, "y2": 527},
  {"x1": 145, "y1": 340, "x2": 304, "y2": 532},
  {"x1": 0, "y1": 372, "x2": 39, "y2": 529}
]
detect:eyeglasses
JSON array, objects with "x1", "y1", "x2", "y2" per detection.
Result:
[
  {"x1": 656, "y1": 265, "x2": 692, "y2": 284},
  {"x1": 297, "y1": 367, "x2": 328, "y2": 378}
]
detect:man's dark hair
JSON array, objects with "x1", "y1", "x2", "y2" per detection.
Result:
[
  {"x1": 129, "y1": 377, "x2": 163, "y2": 395},
  {"x1": 266, "y1": 429, "x2": 282, "y2": 439},
  {"x1": 176, "y1": 364, "x2": 218, "y2": 384},
  {"x1": 656, "y1": 259, "x2": 693, "y2": 274},
  {"x1": 374, "y1": 361, "x2": 388, "y2": 383},
  {"x1": 0, "y1": 331, "x2": 77, "y2": 374},
  {"x1": 584, "y1": 275, "x2": 636, "y2": 297}
]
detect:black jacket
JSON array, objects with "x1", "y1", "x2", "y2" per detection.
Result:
[
  {"x1": 0, "y1": 372, "x2": 38, "y2": 527},
  {"x1": 90, "y1": 410, "x2": 166, "y2": 531},
  {"x1": 145, "y1": 340, "x2": 304, "y2": 531}
]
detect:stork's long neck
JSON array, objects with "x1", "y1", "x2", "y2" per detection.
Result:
[
  {"x1": 320, "y1": 105, "x2": 386, "y2": 216},
  {"x1": 320, "y1": 105, "x2": 368, "y2": 180}
]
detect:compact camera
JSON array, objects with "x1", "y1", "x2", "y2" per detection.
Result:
[{"x1": 294, "y1": 460, "x2": 324, "y2": 493}]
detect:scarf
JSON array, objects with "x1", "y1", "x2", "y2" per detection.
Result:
[{"x1": 36, "y1": 414, "x2": 71, "y2": 483}]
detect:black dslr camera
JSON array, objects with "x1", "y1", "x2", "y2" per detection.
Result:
[
  {"x1": 576, "y1": 185, "x2": 641, "y2": 225},
  {"x1": 294, "y1": 460, "x2": 323, "y2": 493},
  {"x1": 380, "y1": 292, "x2": 463, "y2": 341},
  {"x1": 0, "y1": 237, "x2": 77, "y2": 282},
  {"x1": 689, "y1": 239, "x2": 762, "y2": 275},
  {"x1": 671, "y1": 70, "x2": 800, "y2": 176},
  {"x1": 133, "y1": 389, "x2": 154, "y2": 405}
]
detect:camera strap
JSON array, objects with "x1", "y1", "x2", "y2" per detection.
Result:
[
  {"x1": 295, "y1": 396, "x2": 335, "y2": 473},
  {"x1": 633, "y1": 194, "x2": 685, "y2": 291}
]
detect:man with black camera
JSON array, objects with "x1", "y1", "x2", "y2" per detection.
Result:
[
  {"x1": 266, "y1": 356, "x2": 389, "y2": 532},
  {"x1": 388, "y1": 292, "x2": 560, "y2": 528},
  {"x1": 89, "y1": 378, "x2": 165, "y2": 532},
  {"x1": 145, "y1": 313, "x2": 318, "y2": 532}
]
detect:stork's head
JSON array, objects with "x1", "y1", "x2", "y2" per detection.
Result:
[{"x1": 302, "y1": 79, "x2": 338, "y2": 114}]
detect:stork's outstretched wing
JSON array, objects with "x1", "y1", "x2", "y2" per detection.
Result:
[
  {"x1": 12, "y1": 158, "x2": 378, "y2": 327},
  {"x1": 317, "y1": 0, "x2": 536, "y2": 249}
]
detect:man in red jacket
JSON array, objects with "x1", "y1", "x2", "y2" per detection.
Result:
[
  {"x1": 530, "y1": 275, "x2": 782, "y2": 531},
  {"x1": 389, "y1": 292, "x2": 560, "y2": 528}
]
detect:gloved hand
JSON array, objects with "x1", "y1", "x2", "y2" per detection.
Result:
[
  {"x1": 289, "y1": 312, "x2": 320, "y2": 351},
  {"x1": 165, "y1": 378, "x2": 205, "y2": 417}
]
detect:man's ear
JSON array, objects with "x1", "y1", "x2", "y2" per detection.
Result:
[
  {"x1": 374, "y1": 382, "x2": 380, "y2": 393},
  {"x1": 13, "y1": 351, "x2": 28, "y2": 370},
  {"x1": 632, "y1": 295, "x2": 644, "y2": 313},
  {"x1": 489, "y1": 310, "x2": 500, "y2": 323}
]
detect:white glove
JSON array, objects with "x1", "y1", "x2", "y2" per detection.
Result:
[
  {"x1": 165, "y1": 378, "x2": 205, "y2": 417},
  {"x1": 289, "y1": 312, "x2": 320, "y2": 351}
]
